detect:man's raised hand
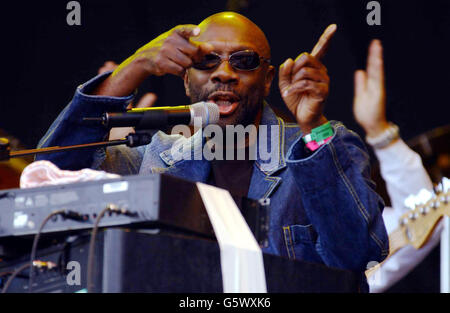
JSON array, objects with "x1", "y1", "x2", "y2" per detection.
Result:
[
  {"x1": 132, "y1": 25, "x2": 213, "y2": 77},
  {"x1": 353, "y1": 39, "x2": 388, "y2": 138},
  {"x1": 279, "y1": 24, "x2": 337, "y2": 134},
  {"x1": 94, "y1": 25, "x2": 213, "y2": 97}
]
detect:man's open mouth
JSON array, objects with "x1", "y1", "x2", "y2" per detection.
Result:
[{"x1": 207, "y1": 91, "x2": 240, "y2": 116}]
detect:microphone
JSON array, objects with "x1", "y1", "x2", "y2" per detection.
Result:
[{"x1": 84, "y1": 101, "x2": 219, "y2": 130}]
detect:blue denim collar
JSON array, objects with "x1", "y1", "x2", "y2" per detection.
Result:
[{"x1": 156, "y1": 102, "x2": 287, "y2": 183}]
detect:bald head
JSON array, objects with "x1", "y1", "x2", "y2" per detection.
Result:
[
  {"x1": 196, "y1": 12, "x2": 271, "y2": 59},
  {"x1": 184, "y1": 12, "x2": 275, "y2": 128}
]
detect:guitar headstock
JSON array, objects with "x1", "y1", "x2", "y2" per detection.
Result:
[{"x1": 399, "y1": 178, "x2": 450, "y2": 249}]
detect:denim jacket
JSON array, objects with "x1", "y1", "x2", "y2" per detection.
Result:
[{"x1": 37, "y1": 72, "x2": 388, "y2": 276}]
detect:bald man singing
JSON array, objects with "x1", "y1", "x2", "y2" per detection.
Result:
[{"x1": 37, "y1": 12, "x2": 388, "y2": 289}]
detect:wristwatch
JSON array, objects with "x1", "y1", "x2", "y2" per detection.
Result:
[{"x1": 365, "y1": 122, "x2": 400, "y2": 149}]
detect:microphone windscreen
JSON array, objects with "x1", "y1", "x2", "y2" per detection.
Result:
[{"x1": 190, "y1": 102, "x2": 220, "y2": 127}]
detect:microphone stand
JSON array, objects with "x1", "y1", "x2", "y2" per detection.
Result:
[{"x1": 0, "y1": 131, "x2": 153, "y2": 162}]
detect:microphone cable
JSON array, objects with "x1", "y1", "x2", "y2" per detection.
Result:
[
  {"x1": 2, "y1": 261, "x2": 58, "y2": 293},
  {"x1": 2, "y1": 263, "x2": 31, "y2": 293},
  {"x1": 28, "y1": 209, "x2": 89, "y2": 292},
  {"x1": 87, "y1": 204, "x2": 136, "y2": 293},
  {"x1": 28, "y1": 210, "x2": 64, "y2": 292}
]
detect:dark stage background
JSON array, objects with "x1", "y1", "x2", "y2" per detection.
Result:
[{"x1": 0, "y1": 0, "x2": 449, "y2": 292}]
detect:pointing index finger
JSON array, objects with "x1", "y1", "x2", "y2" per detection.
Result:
[
  {"x1": 311, "y1": 24, "x2": 337, "y2": 60},
  {"x1": 174, "y1": 24, "x2": 201, "y2": 39}
]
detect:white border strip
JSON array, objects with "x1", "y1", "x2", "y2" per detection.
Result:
[{"x1": 196, "y1": 182, "x2": 267, "y2": 293}]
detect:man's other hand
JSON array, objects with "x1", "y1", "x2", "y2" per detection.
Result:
[
  {"x1": 93, "y1": 25, "x2": 213, "y2": 97},
  {"x1": 279, "y1": 24, "x2": 336, "y2": 134}
]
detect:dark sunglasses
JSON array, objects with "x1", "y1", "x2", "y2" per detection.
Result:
[{"x1": 193, "y1": 50, "x2": 271, "y2": 71}]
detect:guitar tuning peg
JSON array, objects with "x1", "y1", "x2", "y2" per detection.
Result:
[
  {"x1": 430, "y1": 201, "x2": 440, "y2": 210},
  {"x1": 419, "y1": 206, "x2": 429, "y2": 215}
]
